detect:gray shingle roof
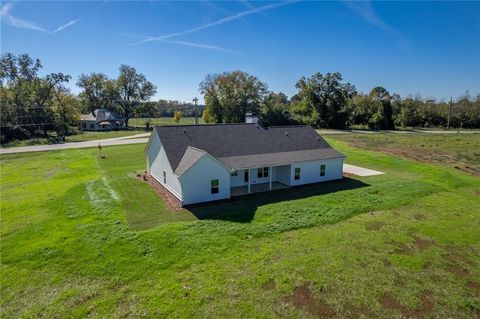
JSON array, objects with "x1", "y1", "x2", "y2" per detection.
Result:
[
  {"x1": 154, "y1": 124, "x2": 345, "y2": 174},
  {"x1": 80, "y1": 108, "x2": 124, "y2": 123},
  {"x1": 174, "y1": 146, "x2": 207, "y2": 176}
]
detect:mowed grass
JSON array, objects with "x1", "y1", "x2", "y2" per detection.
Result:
[
  {"x1": 1, "y1": 129, "x2": 146, "y2": 148},
  {"x1": 129, "y1": 117, "x2": 204, "y2": 127},
  {"x1": 1, "y1": 134, "x2": 479, "y2": 318}
]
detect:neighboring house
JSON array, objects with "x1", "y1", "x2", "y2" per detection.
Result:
[
  {"x1": 80, "y1": 108, "x2": 125, "y2": 131},
  {"x1": 145, "y1": 123, "x2": 346, "y2": 206}
]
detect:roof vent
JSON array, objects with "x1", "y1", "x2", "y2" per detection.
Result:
[
  {"x1": 183, "y1": 128, "x2": 186, "y2": 134},
  {"x1": 285, "y1": 131, "x2": 289, "y2": 136}
]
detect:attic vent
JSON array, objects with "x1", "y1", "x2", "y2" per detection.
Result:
[{"x1": 317, "y1": 136, "x2": 320, "y2": 141}]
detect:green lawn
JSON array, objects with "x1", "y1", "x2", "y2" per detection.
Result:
[
  {"x1": 1, "y1": 134, "x2": 479, "y2": 318},
  {"x1": 328, "y1": 132, "x2": 480, "y2": 174},
  {"x1": 129, "y1": 117, "x2": 204, "y2": 127},
  {"x1": 1, "y1": 129, "x2": 146, "y2": 148}
]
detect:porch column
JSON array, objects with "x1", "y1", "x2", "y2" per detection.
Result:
[
  {"x1": 248, "y1": 168, "x2": 251, "y2": 193},
  {"x1": 269, "y1": 166, "x2": 272, "y2": 191}
]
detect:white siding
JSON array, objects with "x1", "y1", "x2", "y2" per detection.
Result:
[
  {"x1": 146, "y1": 131, "x2": 182, "y2": 199},
  {"x1": 180, "y1": 155, "x2": 231, "y2": 205},
  {"x1": 249, "y1": 167, "x2": 271, "y2": 186},
  {"x1": 290, "y1": 158, "x2": 343, "y2": 187},
  {"x1": 273, "y1": 165, "x2": 291, "y2": 186},
  {"x1": 230, "y1": 169, "x2": 247, "y2": 187}
]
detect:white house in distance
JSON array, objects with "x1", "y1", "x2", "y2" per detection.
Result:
[
  {"x1": 80, "y1": 108, "x2": 125, "y2": 131},
  {"x1": 145, "y1": 122, "x2": 345, "y2": 206}
]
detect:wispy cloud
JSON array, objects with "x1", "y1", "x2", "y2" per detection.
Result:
[
  {"x1": 159, "y1": 39, "x2": 243, "y2": 54},
  {"x1": 1, "y1": 3, "x2": 48, "y2": 33},
  {"x1": 128, "y1": 0, "x2": 297, "y2": 47},
  {"x1": 1, "y1": 3, "x2": 80, "y2": 35},
  {"x1": 343, "y1": 0, "x2": 408, "y2": 49},
  {"x1": 54, "y1": 19, "x2": 79, "y2": 33}
]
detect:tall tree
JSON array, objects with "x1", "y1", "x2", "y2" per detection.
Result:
[
  {"x1": 369, "y1": 86, "x2": 395, "y2": 129},
  {"x1": 260, "y1": 92, "x2": 291, "y2": 126},
  {"x1": 199, "y1": 71, "x2": 267, "y2": 123},
  {"x1": 0, "y1": 53, "x2": 72, "y2": 141},
  {"x1": 116, "y1": 65, "x2": 156, "y2": 127},
  {"x1": 76, "y1": 73, "x2": 112, "y2": 115},
  {"x1": 293, "y1": 72, "x2": 356, "y2": 129}
]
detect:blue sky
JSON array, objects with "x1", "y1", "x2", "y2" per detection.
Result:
[{"x1": 1, "y1": 1, "x2": 479, "y2": 102}]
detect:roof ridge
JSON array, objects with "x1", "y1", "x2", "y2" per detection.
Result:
[
  {"x1": 186, "y1": 145, "x2": 207, "y2": 153},
  {"x1": 156, "y1": 123, "x2": 257, "y2": 128},
  {"x1": 268, "y1": 125, "x2": 310, "y2": 128}
]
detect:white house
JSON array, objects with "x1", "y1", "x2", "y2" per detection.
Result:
[
  {"x1": 80, "y1": 108, "x2": 125, "y2": 131},
  {"x1": 145, "y1": 123, "x2": 345, "y2": 205}
]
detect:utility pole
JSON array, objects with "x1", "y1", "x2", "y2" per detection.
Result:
[
  {"x1": 447, "y1": 97, "x2": 452, "y2": 130},
  {"x1": 193, "y1": 97, "x2": 199, "y2": 125}
]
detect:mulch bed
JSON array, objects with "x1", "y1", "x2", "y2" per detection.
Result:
[{"x1": 135, "y1": 173, "x2": 183, "y2": 211}]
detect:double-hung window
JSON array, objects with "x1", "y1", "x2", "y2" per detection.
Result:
[
  {"x1": 257, "y1": 167, "x2": 269, "y2": 178},
  {"x1": 211, "y1": 179, "x2": 219, "y2": 194},
  {"x1": 294, "y1": 167, "x2": 301, "y2": 180},
  {"x1": 320, "y1": 164, "x2": 326, "y2": 176}
]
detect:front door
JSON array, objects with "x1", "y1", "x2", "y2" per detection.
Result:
[{"x1": 244, "y1": 170, "x2": 249, "y2": 183}]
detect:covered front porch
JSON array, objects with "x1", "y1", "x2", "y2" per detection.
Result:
[
  {"x1": 231, "y1": 181, "x2": 290, "y2": 197},
  {"x1": 229, "y1": 165, "x2": 292, "y2": 197}
]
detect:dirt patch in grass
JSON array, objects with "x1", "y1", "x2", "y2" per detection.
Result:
[
  {"x1": 134, "y1": 173, "x2": 183, "y2": 211},
  {"x1": 413, "y1": 213, "x2": 425, "y2": 220},
  {"x1": 446, "y1": 264, "x2": 470, "y2": 277},
  {"x1": 284, "y1": 282, "x2": 336, "y2": 318},
  {"x1": 443, "y1": 251, "x2": 471, "y2": 277},
  {"x1": 454, "y1": 165, "x2": 480, "y2": 176},
  {"x1": 389, "y1": 241, "x2": 413, "y2": 255},
  {"x1": 382, "y1": 258, "x2": 393, "y2": 268},
  {"x1": 262, "y1": 279, "x2": 276, "y2": 291},
  {"x1": 365, "y1": 221, "x2": 384, "y2": 231},
  {"x1": 380, "y1": 291, "x2": 434, "y2": 318},
  {"x1": 467, "y1": 281, "x2": 480, "y2": 292},
  {"x1": 363, "y1": 145, "x2": 479, "y2": 176},
  {"x1": 345, "y1": 304, "x2": 376, "y2": 319},
  {"x1": 412, "y1": 235, "x2": 436, "y2": 251}
]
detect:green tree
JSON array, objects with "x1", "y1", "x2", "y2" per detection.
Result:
[
  {"x1": 0, "y1": 53, "x2": 72, "y2": 142},
  {"x1": 77, "y1": 73, "x2": 113, "y2": 115},
  {"x1": 293, "y1": 72, "x2": 356, "y2": 129},
  {"x1": 346, "y1": 94, "x2": 377, "y2": 127},
  {"x1": 116, "y1": 65, "x2": 156, "y2": 127},
  {"x1": 369, "y1": 86, "x2": 395, "y2": 130},
  {"x1": 199, "y1": 71, "x2": 267, "y2": 123},
  {"x1": 260, "y1": 92, "x2": 291, "y2": 126}
]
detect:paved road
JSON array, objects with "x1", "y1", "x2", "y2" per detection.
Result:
[
  {"x1": 2, "y1": 128, "x2": 479, "y2": 155},
  {"x1": 0, "y1": 134, "x2": 150, "y2": 155}
]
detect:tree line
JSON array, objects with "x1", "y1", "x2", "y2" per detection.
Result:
[
  {"x1": 200, "y1": 71, "x2": 480, "y2": 130},
  {"x1": 1, "y1": 52, "x2": 479, "y2": 144}
]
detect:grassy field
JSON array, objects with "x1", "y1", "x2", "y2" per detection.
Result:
[
  {"x1": 328, "y1": 132, "x2": 480, "y2": 175},
  {"x1": 129, "y1": 117, "x2": 204, "y2": 127},
  {"x1": 1, "y1": 129, "x2": 146, "y2": 148},
  {"x1": 1, "y1": 133, "x2": 479, "y2": 318}
]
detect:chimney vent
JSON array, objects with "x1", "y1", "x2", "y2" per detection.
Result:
[{"x1": 245, "y1": 112, "x2": 258, "y2": 124}]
